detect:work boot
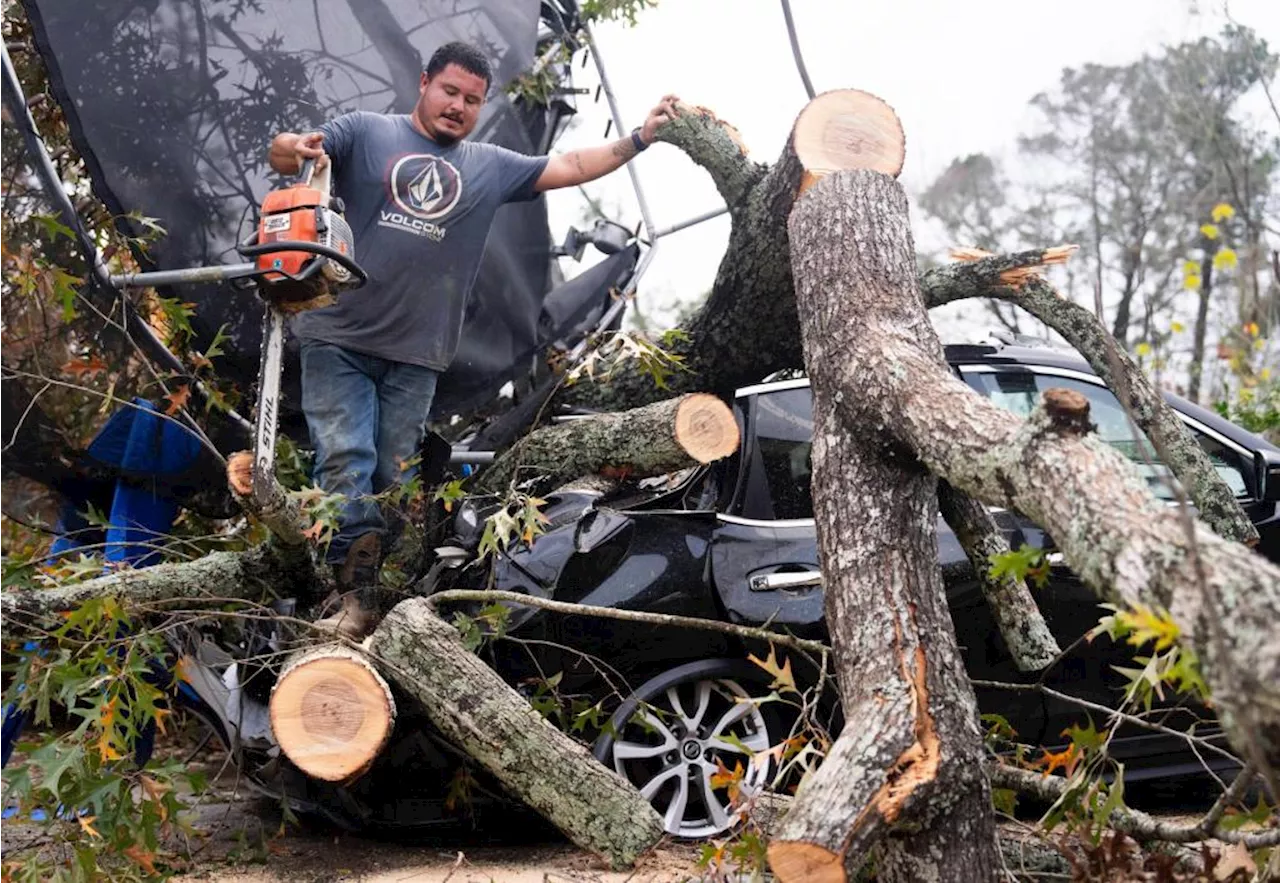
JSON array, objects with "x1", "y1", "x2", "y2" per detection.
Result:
[{"x1": 314, "y1": 533, "x2": 381, "y2": 640}]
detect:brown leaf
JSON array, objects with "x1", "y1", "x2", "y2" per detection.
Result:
[
  {"x1": 1213, "y1": 842, "x2": 1256, "y2": 880},
  {"x1": 164, "y1": 384, "x2": 191, "y2": 415},
  {"x1": 122, "y1": 845, "x2": 158, "y2": 876},
  {"x1": 61, "y1": 355, "x2": 109, "y2": 379}
]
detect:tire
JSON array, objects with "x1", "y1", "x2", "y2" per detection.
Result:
[{"x1": 593, "y1": 659, "x2": 783, "y2": 839}]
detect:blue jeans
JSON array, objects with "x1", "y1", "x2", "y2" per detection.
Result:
[{"x1": 299, "y1": 340, "x2": 439, "y2": 564}]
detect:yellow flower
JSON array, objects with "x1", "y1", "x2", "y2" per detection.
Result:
[
  {"x1": 1135, "y1": 342, "x2": 1152, "y2": 357},
  {"x1": 1262, "y1": 368, "x2": 1272, "y2": 381},
  {"x1": 1245, "y1": 322, "x2": 1260, "y2": 337},
  {"x1": 1184, "y1": 274, "x2": 1202, "y2": 291},
  {"x1": 1212, "y1": 248, "x2": 1237, "y2": 271},
  {"x1": 1182, "y1": 259, "x2": 1200, "y2": 276},
  {"x1": 1200, "y1": 223, "x2": 1220, "y2": 240},
  {"x1": 1171, "y1": 321, "x2": 1185, "y2": 334},
  {"x1": 1255, "y1": 338, "x2": 1265, "y2": 351},
  {"x1": 1211, "y1": 203, "x2": 1235, "y2": 222}
]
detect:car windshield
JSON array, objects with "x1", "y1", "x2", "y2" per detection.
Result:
[{"x1": 961, "y1": 369, "x2": 1249, "y2": 500}]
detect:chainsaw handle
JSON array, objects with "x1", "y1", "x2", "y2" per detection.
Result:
[
  {"x1": 297, "y1": 157, "x2": 316, "y2": 185},
  {"x1": 237, "y1": 233, "x2": 368, "y2": 288}
]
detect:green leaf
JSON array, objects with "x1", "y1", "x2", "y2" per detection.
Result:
[
  {"x1": 987, "y1": 544, "x2": 1049, "y2": 588},
  {"x1": 31, "y1": 213, "x2": 76, "y2": 242},
  {"x1": 992, "y1": 786, "x2": 1018, "y2": 816},
  {"x1": 1095, "y1": 766, "x2": 1125, "y2": 831}
]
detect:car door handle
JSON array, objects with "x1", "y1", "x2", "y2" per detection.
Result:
[{"x1": 749, "y1": 571, "x2": 823, "y2": 592}]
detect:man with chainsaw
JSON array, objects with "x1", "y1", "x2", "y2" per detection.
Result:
[{"x1": 268, "y1": 41, "x2": 679, "y2": 637}]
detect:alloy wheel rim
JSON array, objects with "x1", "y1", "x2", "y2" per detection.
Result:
[{"x1": 610, "y1": 677, "x2": 772, "y2": 838}]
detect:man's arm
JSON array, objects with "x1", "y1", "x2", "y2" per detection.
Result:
[
  {"x1": 268, "y1": 131, "x2": 327, "y2": 176},
  {"x1": 534, "y1": 94, "x2": 679, "y2": 193}
]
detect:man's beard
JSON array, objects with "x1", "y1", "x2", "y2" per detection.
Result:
[{"x1": 433, "y1": 118, "x2": 463, "y2": 146}]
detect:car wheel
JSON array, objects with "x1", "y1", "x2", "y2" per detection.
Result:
[{"x1": 594, "y1": 659, "x2": 779, "y2": 839}]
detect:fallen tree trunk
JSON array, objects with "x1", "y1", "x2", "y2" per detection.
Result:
[
  {"x1": 474, "y1": 392, "x2": 737, "y2": 494},
  {"x1": 554, "y1": 101, "x2": 1252, "y2": 548},
  {"x1": 922, "y1": 249, "x2": 1260, "y2": 546},
  {"x1": 768, "y1": 167, "x2": 998, "y2": 883},
  {"x1": 561, "y1": 90, "x2": 903, "y2": 412},
  {"x1": 1, "y1": 542, "x2": 313, "y2": 633},
  {"x1": 786, "y1": 170, "x2": 1280, "y2": 792},
  {"x1": 366, "y1": 598, "x2": 665, "y2": 867}
]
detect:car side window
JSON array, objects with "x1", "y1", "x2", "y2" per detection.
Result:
[
  {"x1": 733, "y1": 388, "x2": 815, "y2": 520},
  {"x1": 961, "y1": 369, "x2": 1251, "y2": 500}
]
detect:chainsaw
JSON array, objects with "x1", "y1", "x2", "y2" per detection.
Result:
[{"x1": 110, "y1": 157, "x2": 367, "y2": 507}]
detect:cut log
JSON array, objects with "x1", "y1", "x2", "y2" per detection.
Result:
[
  {"x1": 561, "y1": 90, "x2": 905, "y2": 411},
  {"x1": 227, "y1": 450, "x2": 310, "y2": 547},
  {"x1": 269, "y1": 645, "x2": 396, "y2": 783},
  {"x1": 475, "y1": 392, "x2": 738, "y2": 493},
  {"x1": 367, "y1": 598, "x2": 664, "y2": 867},
  {"x1": 768, "y1": 168, "x2": 998, "y2": 882}
]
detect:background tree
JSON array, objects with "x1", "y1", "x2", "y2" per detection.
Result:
[{"x1": 921, "y1": 25, "x2": 1279, "y2": 406}]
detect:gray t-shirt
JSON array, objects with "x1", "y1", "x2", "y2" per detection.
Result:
[{"x1": 291, "y1": 112, "x2": 548, "y2": 370}]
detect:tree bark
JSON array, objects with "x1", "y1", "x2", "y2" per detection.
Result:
[
  {"x1": 367, "y1": 598, "x2": 665, "y2": 868},
  {"x1": 474, "y1": 392, "x2": 738, "y2": 494},
  {"x1": 1188, "y1": 248, "x2": 1215, "y2": 403},
  {"x1": 1, "y1": 542, "x2": 313, "y2": 633},
  {"x1": 809, "y1": 172, "x2": 1280, "y2": 776},
  {"x1": 937, "y1": 482, "x2": 1060, "y2": 672},
  {"x1": 768, "y1": 171, "x2": 998, "y2": 882},
  {"x1": 561, "y1": 90, "x2": 904, "y2": 411},
  {"x1": 227, "y1": 451, "x2": 311, "y2": 547},
  {"x1": 923, "y1": 249, "x2": 1258, "y2": 546}
]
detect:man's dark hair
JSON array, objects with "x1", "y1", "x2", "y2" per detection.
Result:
[{"x1": 424, "y1": 41, "x2": 492, "y2": 89}]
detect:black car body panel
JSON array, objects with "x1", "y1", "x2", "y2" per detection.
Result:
[{"x1": 440, "y1": 342, "x2": 1277, "y2": 778}]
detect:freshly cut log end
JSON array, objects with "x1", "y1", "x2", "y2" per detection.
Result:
[
  {"x1": 270, "y1": 647, "x2": 396, "y2": 783},
  {"x1": 767, "y1": 842, "x2": 846, "y2": 883},
  {"x1": 793, "y1": 89, "x2": 906, "y2": 192},
  {"x1": 673, "y1": 393, "x2": 740, "y2": 463},
  {"x1": 227, "y1": 451, "x2": 253, "y2": 496}
]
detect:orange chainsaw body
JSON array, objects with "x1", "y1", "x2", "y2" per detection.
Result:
[
  {"x1": 254, "y1": 180, "x2": 356, "y2": 301},
  {"x1": 256, "y1": 185, "x2": 324, "y2": 281}
]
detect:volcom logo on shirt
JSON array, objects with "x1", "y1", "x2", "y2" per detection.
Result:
[{"x1": 380, "y1": 154, "x2": 462, "y2": 241}]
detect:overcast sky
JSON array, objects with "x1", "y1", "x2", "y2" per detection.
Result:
[{"x1": 541, "y1": 0, "x2": 1280, "y2": 331}]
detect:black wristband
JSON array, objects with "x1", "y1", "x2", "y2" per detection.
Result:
[{"x1": 630, "y1": 128, "x2": 649, "y2": 153}]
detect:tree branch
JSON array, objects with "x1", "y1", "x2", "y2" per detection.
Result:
[
  {"x1": 990, "y1": 764, "x2": 1276, "y2": 848},
  {"x1": 425, "y1": 589, "x2": 831, "y2": 657},
  {"x1": 937, "y1": 482, "x2": 1060, "y2": 672},
  {"x1": 921, "y1": 247, "x2": 1259, "y2": 546}
]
